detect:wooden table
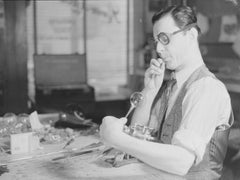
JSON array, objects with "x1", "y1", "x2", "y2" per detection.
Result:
[{"x1": 0, "y1": 135, "x2": 185, "y2": 180}]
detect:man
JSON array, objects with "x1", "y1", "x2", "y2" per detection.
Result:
[{"x1": 100, "y1": 5, "x2": 233, "y2": 179}]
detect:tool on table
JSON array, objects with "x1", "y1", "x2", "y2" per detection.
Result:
[
  {"x1": 62, "y1": 136, "x2": 75, "y2": 149},
  {"x1": 6, "y1": 150, "x2": 69, "y2": 164},
  {"x1": 53, "y1": 142, "x2": 105, "y2": 161},
  {"x1": 95, "y1": 146, "x2": 113, "y2": 160},
  {"x1": 52, "y1": 149, "x2": 95, "y2": 161},
  {"x1": 101, "y1": 147, "x2": 114, "y2": 157}
]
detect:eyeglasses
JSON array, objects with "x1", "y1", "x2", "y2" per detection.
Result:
[{"x1": 153, "y1": 23, "x2": 197, "y2": 46}]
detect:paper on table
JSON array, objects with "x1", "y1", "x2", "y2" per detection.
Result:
[
  {"x1": 10, "y1": 132, "x2": 40, "y2": 154},
  {"x1": 29, "y1": 111, "x2": 43, "y2": 130}
]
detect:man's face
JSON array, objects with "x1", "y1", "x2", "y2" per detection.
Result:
[{"x1": 153, "y1": 15, "x2": 189, "y2": 71}]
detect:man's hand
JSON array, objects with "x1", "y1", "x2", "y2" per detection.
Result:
[
  {"x1": 99, "y1": 116, "x2": 127, "y2": 147},
  {"x1": 144, "y1": 58, "x2": 165, "y2": 93}
]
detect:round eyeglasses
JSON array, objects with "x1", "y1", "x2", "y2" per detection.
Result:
[{"x1": 153, "y1": 23, "x2": 197, "y2": 46}]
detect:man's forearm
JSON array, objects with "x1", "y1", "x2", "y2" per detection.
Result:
[
  {"x1": 131, "y1": 88, "x2": 157, "y2": 126},
  {"x1": 114, "y1": 133, "x2": 195, "y2": 176}
]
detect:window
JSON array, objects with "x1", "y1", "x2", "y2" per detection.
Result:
[
  {"x1": 34, "y1": 0, "x2": 85, "y2": 54},
  {"x1": 86, "y1": 0, "x2": 128, "y2": 95},
  {"x1": 29, "y1": 0, "x2": 128, "y2": 100}
]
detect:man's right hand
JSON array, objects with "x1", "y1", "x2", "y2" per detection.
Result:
[{"x1": 144, "y1": 58, "x2": 165, "y2": 93}]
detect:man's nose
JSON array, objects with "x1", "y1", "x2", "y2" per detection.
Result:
[{"x1": 156, "y1": 41, "x2": 164, "y2": 55}]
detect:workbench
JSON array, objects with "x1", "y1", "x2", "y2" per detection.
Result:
[
  {"x1": 0, "y1": 135, "x2": 185, "y2": 180},
  {"x1": 1, "y1": 112, "x2": 238, "y2": 180}
]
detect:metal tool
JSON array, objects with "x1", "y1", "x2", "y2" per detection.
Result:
[
  {"x1": 62, "y1": 136, "x2": 75, "y2": 149},
  {"x1": 54, "y1": 142, "x2": 105, "y2": 161},
  {"x1": 52, "y1": 149, "x2": 95, "y2": 161}
]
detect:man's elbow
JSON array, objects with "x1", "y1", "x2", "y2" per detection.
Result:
[
  {"x1": 153, "y1": 160, "x2": 192, "y2": 176},
  {"x1": 152, "y1": 156, "x2": 194, "y2": 176},
  {"x1": 174, "y1": 164, "x2": 191, "y2": 176},
  {"x1": 161, "y1": 150, "x2": 195, "y2": 176},
  {"x1": 173, "y1": 154, "x2": 195, "y2": 176}
]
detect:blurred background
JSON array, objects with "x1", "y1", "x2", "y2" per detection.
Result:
[{"x1": 0, "y1": 0, "x2": 240, "y2": 122}]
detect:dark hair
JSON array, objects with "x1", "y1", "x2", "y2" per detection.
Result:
[{"x1": 152, "y1": 5, "x2": 201, "y2": 34}]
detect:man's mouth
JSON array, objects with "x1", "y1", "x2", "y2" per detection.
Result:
[
  {"x1": 159, "y1": 56, "x2": 168, "y2": 63},
  {"x1": 157, "y1": 53, "x2": 163, "y2": 59},
  {"x1": 157, "y1": 52, "x2": 167, "y2": 60}
]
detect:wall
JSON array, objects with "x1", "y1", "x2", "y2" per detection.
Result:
[
  {"x1": 0, "y1": 0, "x2": 28, "y2": 114},
  {"x1": 128, "y1": 0, "x2": 147, "y2": 91}
]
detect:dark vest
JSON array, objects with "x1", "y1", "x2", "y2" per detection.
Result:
[{"x1": 150, "y1": 65, "x2": 234, "y2": 179}]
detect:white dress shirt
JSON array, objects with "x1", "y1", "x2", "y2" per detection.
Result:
[{"x1": 167, "y1": 62, "x2": 232, "y2": 164}]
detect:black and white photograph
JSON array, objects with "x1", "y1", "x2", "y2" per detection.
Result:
[{"x1": 0, "y1": 0, "x2": 240, "y2": 179}]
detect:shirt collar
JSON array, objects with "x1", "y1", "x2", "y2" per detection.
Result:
[{"x1": 173, "y1": 62, "x2": 204, "y2": 86}]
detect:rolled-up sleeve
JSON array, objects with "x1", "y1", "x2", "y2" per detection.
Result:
[{"x1": 171, "y1": 77, "x2": 231, "y2": 165}]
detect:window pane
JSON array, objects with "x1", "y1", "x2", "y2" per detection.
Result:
[
  {"x1": 86, "y1": 0, "x2": 128, "y2": 95},
  {"x1": 36, "y1": 0, "x2": 85, "y2": 54},
  {"x1": 33, "y1": 0, "x2": 128, "y2": 97}
]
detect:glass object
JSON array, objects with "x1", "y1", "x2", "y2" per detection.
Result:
[
  {"x1": 125, "y1": 92, "x2": 143, "y2": 118},
  {"x1": 130, "y1": 124, "x2": 155, "y2": 141},
  {"x1": 17, "y1": 113, "x2": 31, "y2": 133},
  {"x1": 1, "y1": 113, "x2": 17, "y2": 135}
]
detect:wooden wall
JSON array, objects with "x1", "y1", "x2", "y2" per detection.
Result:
[{"x1": 0, "y1": 0, "x2": 28, "y2": 114}]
